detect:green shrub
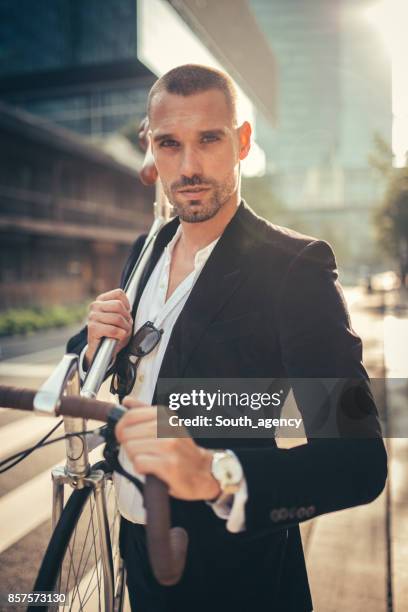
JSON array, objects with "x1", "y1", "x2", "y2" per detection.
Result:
[{"x1": 0, "y1": 303, "x2": 88, "y2": 337}]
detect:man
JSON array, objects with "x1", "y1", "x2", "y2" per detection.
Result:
[{"x1": 68, "y1": 64, "x2": 387, "y2": 611}]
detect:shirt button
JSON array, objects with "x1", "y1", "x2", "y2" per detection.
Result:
[{"x1": 138, "y1": 374, "x2": 145, "y2": 383}]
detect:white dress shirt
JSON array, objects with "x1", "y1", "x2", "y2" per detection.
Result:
[{"x1": 80, "y1": 224, "x2": 247, "y2": 532}]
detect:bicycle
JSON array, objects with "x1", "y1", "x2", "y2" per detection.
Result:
[
  {"x1": 0, "y1": 120, "x2": 187, "y2": 611},
  {"x1": 0, "y1": 354, "x2": 188, "y2": 612}
]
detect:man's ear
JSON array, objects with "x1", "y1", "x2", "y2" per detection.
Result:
[{"x1": 238, "y1": 121, "x2": 252, "y2": 160}]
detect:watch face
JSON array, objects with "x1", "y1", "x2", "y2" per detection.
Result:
[{"x1": 213, "y1": 452, "x2": 243, "y2": 488}]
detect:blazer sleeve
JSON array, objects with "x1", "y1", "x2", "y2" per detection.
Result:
[
  {"x1": 233, "y1": 240, "x2": 388, "y2": 534},
  {"x1": 66, "y1": 234, "x2": 147, "y2": 357}
]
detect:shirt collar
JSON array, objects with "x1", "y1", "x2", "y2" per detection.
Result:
[{"x1": 164, "y1": 223, "x2": 220, "y2": 270}]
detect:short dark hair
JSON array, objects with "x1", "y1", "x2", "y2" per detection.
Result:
[{"x1": 147, "y1": 64, "x2": 238, "y2": 123}]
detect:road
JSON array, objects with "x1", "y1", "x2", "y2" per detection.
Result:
[
  {"x1": 0, "y1": 288, "x2": 407, "y2": 611},
  {"x1": 0, "y1": 331, "x2": 119, "y2": 610},
  {"x1": 0, "y1": 340, "x2": 68, "y2": 606}
]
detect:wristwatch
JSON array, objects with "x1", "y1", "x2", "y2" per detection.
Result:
[{"x1": 210, "y1": 449, "x2": 244, "y2": 495}]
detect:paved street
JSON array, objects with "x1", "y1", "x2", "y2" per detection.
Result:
[
  {"x1": 0, "y1": 288, "x2": 407, "y2": 611},
  {"x1": 0, "y1": 327, "x2": 120, "y2": 611}
]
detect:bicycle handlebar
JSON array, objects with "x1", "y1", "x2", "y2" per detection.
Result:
[{"x1": 0, "y1": 384, "x2": 188, "y2": 586}]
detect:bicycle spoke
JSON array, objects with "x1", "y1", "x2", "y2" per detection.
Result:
[
  {"x1": 63, "y1": 516, "x2": 80, "y2": 603},
  {"x1": 79, "y1": 504, "x2": 102, "y2": 607},
  {"x1": 65, "y1": 520, "x2": 86, "y2": 610},
  {"x1": 65, "y1": 498, "x2": 97, "y2": 610},
  {"x1": 67, "y1": 548, "x2": 85, "y2": 612},
  {"x1": 110, "y1": 508, "x2": 119, "y2": 560},
  {"x1": 75, "y1": 497, "x2": 98, "y2": 585},
  {"x1": 92, "y1": 511, "x2": 102, "y2": 612},
  {"x1": 78, "y1": 571, "x2": 102, "y2": 609}
]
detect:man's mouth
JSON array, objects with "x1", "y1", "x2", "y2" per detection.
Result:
[{"x1": 177, "y1": 187, "x2": 211, "y2": 198}]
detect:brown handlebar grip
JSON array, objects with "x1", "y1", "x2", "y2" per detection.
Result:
[
  {"x1": 144, "y1": 475, "x2": 189, "y2": 585},
  {"x1": 0, "y1": 385, "x2": 116, "y2": 421},
  {"x1": 58, "y1": 395, "x2": 117, "y2": 422},
  {"x1": 0, "y1": 385, "x2": 35, "y2": 411}
]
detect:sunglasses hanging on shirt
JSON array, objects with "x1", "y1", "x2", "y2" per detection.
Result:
[{"x1": 110, "y1": 320, "x2": 163, "y2": 398}]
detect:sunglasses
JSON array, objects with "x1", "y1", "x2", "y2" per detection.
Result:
[{"x1": 110, "y1": 320, "x2": 163, "y2": 398}]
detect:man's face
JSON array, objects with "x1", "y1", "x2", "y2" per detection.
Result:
[{"x1": 149, "y1": 89, "x2": 250, "y2": 223}]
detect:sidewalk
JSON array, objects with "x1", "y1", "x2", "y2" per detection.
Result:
[
  {"x1": 302, "y1": 284, "x2": 408, "y2": 611},
  {"x1": 352, "y1": 285, "x2": 408, "y2": 315},
  {"x1": 0, "y1": 323, "x2": 82, "y2": 362}
]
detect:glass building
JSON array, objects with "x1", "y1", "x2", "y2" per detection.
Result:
[
  {"x1": 249, "y1": 0, "x2": 392, "y2": 210},
  {"x1": 0, "y1": 0, "x2": 154, "y2": 137}
]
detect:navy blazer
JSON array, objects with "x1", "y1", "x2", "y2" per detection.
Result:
[{"x1": 67, "y1": 201, "x2": 387, "y2": 612}]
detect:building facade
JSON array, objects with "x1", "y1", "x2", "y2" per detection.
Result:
[
  {"x1": 0, "y1": 103, "x2": 153, "y2": 310},
  {"x1": 0, "y1": 0, "x2": 154, "y2": 137},
  {"x1": 249, "y1": 0, "x2": 392, "y2": 270},
  {"x1": 0, "y1": 1, "x2": 157, "y2": 311}
]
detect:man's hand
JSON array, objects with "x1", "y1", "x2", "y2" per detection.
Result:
[
  {"x1": 85, "y1": 288, "x2": 133, "y2": 368},
  {"x1": 115, "y1": 397, "x2": 221, "y2": 501}
]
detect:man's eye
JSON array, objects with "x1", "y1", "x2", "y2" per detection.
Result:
[
  {"x1": 201, "y1": 135, "x2": 219, "y2": 143},
  {"x1": 160, "y1": 139, "x2": 179, "y2": 148}
]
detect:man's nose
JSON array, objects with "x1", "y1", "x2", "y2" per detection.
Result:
[{"x1": 179, "y1": 146, "x2": 203, "y2": 178}]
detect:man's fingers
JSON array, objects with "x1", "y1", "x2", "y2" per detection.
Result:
[
  {"x1": 115, "y1": 406, "x2": 157, "y2": 440},
  {"x1": 116, "y1": 420, "x2": 156, "y2": 443},
  {"x1": 93, "y1": 300, "x2": 132, "y2": 318},
  {"x1": 88, "y1": 322, "x2": 130, "y2": 343},
  {"x1": 89, "y1": 311, "x2": 132, "y2": 331},
  {"x1": 95, "y1": 288, "x2": 131, "y2": 311},
  {"x1": 126, "y1": 453, "x2": 167, "y2": 481},
  {"x1": 120, "y1": 406, "x2": 157, "y2": 421},
  {"x1": 90, "y1": 299, "x2": 132, "y2": 320},
  {"x1": 123, "y1": 450, "x2": 179, "y2": 488}
]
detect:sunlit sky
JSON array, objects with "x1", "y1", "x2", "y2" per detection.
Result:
[{"x1": 365, "y1": 0, "x2": 408, "y2": 166}]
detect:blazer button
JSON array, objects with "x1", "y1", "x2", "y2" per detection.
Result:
[
  {"x1": 297, "y1": 507, "x2": 306, "y2": 519},
  {"x1": 270, "y1": 509, "x2": 280, "y2": 522},
  {"x1": 306, "y1": 505, "x2": 316, "y2": 518},
  {"x1": 280, "y1": 508, "x2": 288, "y2": 520},
  {"x1": 288, "y1": 507, "x2": 296, "y2": 520}
]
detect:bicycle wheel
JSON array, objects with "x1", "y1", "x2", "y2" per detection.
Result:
[{"x1": 31, "y1": 462, "x2": 126, "y2": 612}]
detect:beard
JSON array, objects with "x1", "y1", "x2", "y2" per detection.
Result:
[{"x1": 163, "y1": 172, "x2": 237, "y2": 223}]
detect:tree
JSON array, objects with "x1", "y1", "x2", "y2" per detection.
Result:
[
  {"x1": 370, "y1": 134, "x2": 408, "y2": 287},
  {"x1": 241, "y1": 175, "x2": 284, "y2": 221}
]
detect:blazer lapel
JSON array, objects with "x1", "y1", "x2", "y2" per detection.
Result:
[{"x1": 158, "y1": 201, "x2": 258, "y2": 378}]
